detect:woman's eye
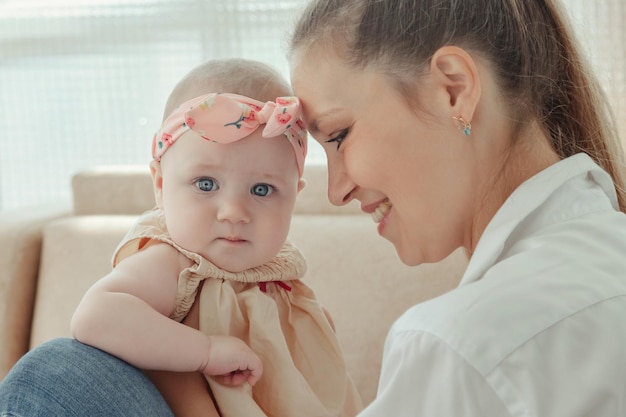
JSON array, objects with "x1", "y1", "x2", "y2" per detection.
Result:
[
  {"x1": 195, "y1": 177, "x2": 218, "y2": 192},
  {"x1": 251, "y1": 183, "x2": 274, "y2": 197},
  {"x1": 325, "y1": 129, "x2": 348, "y2": 150}
]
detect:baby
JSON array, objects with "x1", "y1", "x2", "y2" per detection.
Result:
[{"x1": 71, "y1": 58, "x2": 362, "y2": 417}]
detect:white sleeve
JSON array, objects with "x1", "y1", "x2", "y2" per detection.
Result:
[{"x1": 358, "y1": 330, "x2": 512, "y2": 417}]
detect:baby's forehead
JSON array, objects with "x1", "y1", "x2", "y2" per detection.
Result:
[{"x1": 166, "y1": 129, "x2": 300, "y2": 173}]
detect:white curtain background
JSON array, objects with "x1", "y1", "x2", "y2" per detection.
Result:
[
  {"x1": 566, "y1": 0, "x2": 626, "y2": 149},
  {"x1": 0, "y1": 0, "x2": 624, "y2": 210}
]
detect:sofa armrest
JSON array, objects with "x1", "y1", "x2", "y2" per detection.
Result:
[{"x1": 0, "y1": 203, "x2": 71, "y2": 379}]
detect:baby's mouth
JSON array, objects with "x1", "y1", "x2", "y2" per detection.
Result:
[
  {"x1": 220, "y1": 236, "x2": 246, "y2": 243},
  {"x1": 372, "y1": 200, "x2": 392, "y2": 223}
]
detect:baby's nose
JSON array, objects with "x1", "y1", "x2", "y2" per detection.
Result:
[{"x1": 216, "y1": 195, "x2": 251, "y2": 224}]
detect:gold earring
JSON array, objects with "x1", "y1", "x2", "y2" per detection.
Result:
[{"x1": 453, "y1": 116, "x2": 472, "y2": 136}]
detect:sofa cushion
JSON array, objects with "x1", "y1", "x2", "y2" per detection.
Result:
[{"x1": 30, "y1": 216, "x2": 137, "y2": 348}]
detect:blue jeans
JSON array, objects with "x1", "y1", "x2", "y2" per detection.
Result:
[{"x1": 0, "y1": 338, "x2": 173, "y2": 417}]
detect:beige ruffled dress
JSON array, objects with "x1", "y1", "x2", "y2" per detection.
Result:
[{"x1": 113, "y1": 209, "x2": 362, "y2": 417}]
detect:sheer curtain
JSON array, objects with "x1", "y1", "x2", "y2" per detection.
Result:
[
  {"x1": 0, "y1": 0, "x2": 315, "y2": 210},
  {"x1": 564, "y1": 0, "x2": 626, "y2": 148},
  {"x1": 0, "y1": 0, "x2": 624, "y2": 210}
]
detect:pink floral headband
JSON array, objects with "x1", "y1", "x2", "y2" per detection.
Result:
[{"x1": 152, "y1": 93, "x2": 308, "y2": 176}]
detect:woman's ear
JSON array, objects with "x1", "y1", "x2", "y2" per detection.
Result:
[
  {"x1": 149, "y1": 160, "x2": 164, "y2": 209},
  {"x1": 429, "y1": 46, "x2": 481, "y2": 122}
]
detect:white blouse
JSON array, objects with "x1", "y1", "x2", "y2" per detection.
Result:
[{"x1": 360, "y1": 153, "x2": 626, "y2": 417}]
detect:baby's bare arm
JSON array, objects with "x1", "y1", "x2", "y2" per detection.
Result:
[
  {"x1": 71, "y1": 242, "x2": 262, "y2": 384},
  {"x1": 71, "y1": 243, "x2": 207, "y2": 370},
  {"x1": 144, "y1": 297, "x2": 221, "y2": 417}
]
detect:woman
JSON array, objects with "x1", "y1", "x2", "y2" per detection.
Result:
[
  {"x1": 2, "y1": 0, "x2": 626, "y2": 415},
  {"x1": 287, "y1": 0, "x2": 626, "y2": 415}
]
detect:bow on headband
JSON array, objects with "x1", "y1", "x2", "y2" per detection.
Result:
[{"x1": 152, "y1": 93, "x2": 308, "y2": 176}]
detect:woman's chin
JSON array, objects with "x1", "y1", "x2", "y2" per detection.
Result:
[
  {"x1": 394, "y1": 241, "x2": 453, "y2": 266},
  {"x1": 394, "y1": 244, "x2": 425, "y2": 267}
]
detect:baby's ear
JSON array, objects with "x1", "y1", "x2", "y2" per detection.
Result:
[
  {"x1": 297, "y1": 178, "x2": 307, "y2": 193},
  {"x1": 149, "y1": 160, "x2": 164, "y2": 209}
]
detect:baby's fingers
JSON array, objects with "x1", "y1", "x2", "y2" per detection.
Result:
[
  {"x1": 202, "y1": 335, "x2": 264, "y2": 385},
  {"x1": 218, "y1": 367, "x2": 262, "y2": 386}
]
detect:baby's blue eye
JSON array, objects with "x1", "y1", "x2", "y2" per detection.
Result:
[
  {"x1": 251, "y1": 183, "x2": 274, "y2": 197},
  {"x1": 196, "y1": 178, "x2": 218, "y2": 192}
]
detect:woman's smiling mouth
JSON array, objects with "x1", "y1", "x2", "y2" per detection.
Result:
[{"x1": 372, "y1": 200, "x2": 392, "y2": 224}]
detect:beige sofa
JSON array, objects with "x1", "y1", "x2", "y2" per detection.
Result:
[{"x1": 0, "y1": 163, "x2": 467, "y2": 406}]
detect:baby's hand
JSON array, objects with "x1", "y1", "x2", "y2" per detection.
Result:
[{"x1": 199, "y1": 335, "x2": 263, "y2": 386}]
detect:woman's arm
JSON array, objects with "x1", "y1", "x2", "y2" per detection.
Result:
[{"x1": 359, "y1": 330, "x2": 510, "y2": 417}]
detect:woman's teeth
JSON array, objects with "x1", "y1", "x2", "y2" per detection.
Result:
[{"x1": 372, "y1": 201, "x2": 391, "y2": 223}]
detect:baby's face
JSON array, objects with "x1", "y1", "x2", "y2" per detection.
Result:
[{"x1": 154, "y1": 129, "x2": 302, "y2": 272}]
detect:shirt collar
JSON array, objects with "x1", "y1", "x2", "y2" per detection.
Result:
[{"x1": 459, "y1": 153, "x2": 619, "y2": 286}]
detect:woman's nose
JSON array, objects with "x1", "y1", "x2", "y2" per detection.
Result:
[
  {"x1": 326, "y1": 159, "x2": 356, "y2": 206},
  {"x1": 216, "y1": 195, "x2": 251, "y2": 223}
]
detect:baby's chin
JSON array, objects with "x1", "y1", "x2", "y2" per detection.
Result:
[
  {"x1": 209, "y1": 256, "x2": 272, "y2": 274},
  {"x1": 200, "y1": 242, "x2": 285, "y2": 273}
]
